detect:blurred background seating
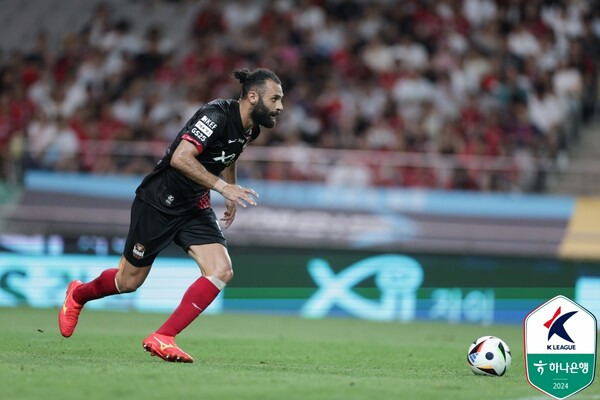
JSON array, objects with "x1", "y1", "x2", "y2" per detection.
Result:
[{"x1": 0, "y1": 0, "x2": 599, "y2": 194}]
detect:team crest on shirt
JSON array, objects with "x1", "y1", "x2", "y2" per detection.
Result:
[{"x1": 133, "y1": 243, "x2": 145, "y2": 259}]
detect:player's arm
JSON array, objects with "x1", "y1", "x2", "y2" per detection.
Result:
[
  {"x1": 219, "y1": 162, "x2": 239, "y2": 228},
  {"x1": 171, "y1": 140, "x2": 257, "y2": 208},
  {"x1": 222, "y1": 161, "x2": 237, "y2": 185}
]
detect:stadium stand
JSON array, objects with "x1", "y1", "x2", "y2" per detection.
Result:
[{"x1": 0, "y1": 0, "x2": 599, "y2": 193}]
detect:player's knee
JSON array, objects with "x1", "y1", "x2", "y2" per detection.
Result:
[
  {"x1": 116, "y1": 275, "x2": 143, "y2": 293},
  {"x1": 223, "y1": 268, "x2": 234, "y2": 284},
  {"x1": 212, "y1": 263, "x2": 234, "y2": 284}
]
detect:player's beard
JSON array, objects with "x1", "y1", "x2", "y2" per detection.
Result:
[{"x1": 251, "y1": 96, "x2": 277, "y2": 128}]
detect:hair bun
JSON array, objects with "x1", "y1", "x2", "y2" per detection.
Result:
[{"x1": 233, "y1": 68, "x2": 250, "y2": 84}]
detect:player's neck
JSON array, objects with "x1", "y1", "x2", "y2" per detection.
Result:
[{"x1": 238, "y1": 99, "x2": 255, "y2": 131}]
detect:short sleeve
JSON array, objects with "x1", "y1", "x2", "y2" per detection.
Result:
[{"x1": 181, "y1": 105, "x2": 225, "y2": 153}]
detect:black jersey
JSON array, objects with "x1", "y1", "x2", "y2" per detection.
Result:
[{"x1": 136, "y1": 99, "x2": 259, "y2": 215}]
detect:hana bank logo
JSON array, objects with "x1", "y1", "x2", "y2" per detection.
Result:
[{"x1": 301, "y1": 255, "x2": 424, "y2": 321}]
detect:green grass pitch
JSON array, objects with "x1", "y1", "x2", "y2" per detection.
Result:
[{"x1": 0, "y1": 307, "x2": 597, "y2": 400}]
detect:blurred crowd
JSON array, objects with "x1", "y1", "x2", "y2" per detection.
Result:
[{"x1": 0, "y1": 0, "x2": 599, "y2": 192}]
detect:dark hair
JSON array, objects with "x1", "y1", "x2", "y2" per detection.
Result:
[{"x1": 233, "y1": 68, "x2": 281, "y2": 98}]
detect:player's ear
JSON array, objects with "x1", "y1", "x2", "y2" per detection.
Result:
[{"x1": 248, "y1": 90, "x2": 258, "y2": 105}]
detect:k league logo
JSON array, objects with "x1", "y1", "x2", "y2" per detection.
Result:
[
  {"x1": 544, "y1": 306, "x2": 577, "y2": 349},
  {"x1": 524, "y1": 295, "x2": 597, "y2": 400}
]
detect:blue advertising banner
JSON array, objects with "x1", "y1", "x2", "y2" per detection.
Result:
[
  {"x1": 1, "y1": 247, "x2": 598, "y2": 325},
  {"x1": 0, "y1": 254, "x2": 222, "y2": 314}
]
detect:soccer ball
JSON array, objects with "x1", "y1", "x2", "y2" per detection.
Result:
[{"x1": 467, "y1": 336, "x2": 512, "y2": 376}]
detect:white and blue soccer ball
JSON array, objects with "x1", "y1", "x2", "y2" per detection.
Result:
[{"x1": 467, "y1": 336, "x2": 512, "y2": 376}]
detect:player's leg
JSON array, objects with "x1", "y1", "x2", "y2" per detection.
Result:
[
  {"x1": 59, "y1": 196, "x2": 174, "y2": 338},
  {"x1": 143, "y1": 243, "x2": 230, "y2": 363},
  {"x1": 143, "y1": 209, "x2": 229, "y2": 363},
  {"x1": 59, "y1": 256, "x2": 152, "y2": 338},
  {"x1": 156, "y1": 243, "x2": 230, "y2": 336},
  {"x1": 76, "y1": 255, "x2": 152, "y2": 302}
]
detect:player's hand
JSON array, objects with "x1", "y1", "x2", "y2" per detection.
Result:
[
  {"x1": 220, "y1": 184, "x2": 259, "y2": 208},
  {"x1": 220, "y1": 199, "x2": 237, "y2": 229}
]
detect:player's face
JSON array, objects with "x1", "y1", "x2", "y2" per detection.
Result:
[{"x1": 251, "y1": 80, "x2": 283, "y2": 128}]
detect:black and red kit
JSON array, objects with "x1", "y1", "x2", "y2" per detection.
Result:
[
  {"x1": 124, "y1": 99, "x2": 259, "y2": 267},
  {"x1": 136, "y1": 98, "x2": 259, "y2": 214}
]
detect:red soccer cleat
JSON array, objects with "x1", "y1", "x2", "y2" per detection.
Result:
[
  {"x1": 58, "y1": 280, "x2": 84, "y2": 338},
  {"x1": 142, "y1": 333, "x2": 194, "y2": 363}
]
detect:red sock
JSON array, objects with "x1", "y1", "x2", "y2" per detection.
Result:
[
  {"x1": 155, "y1": 276, "x2": 220, "y2": 337},
  {"x1": 73, "y1": 268, "x2": 119, "y2": 305}
]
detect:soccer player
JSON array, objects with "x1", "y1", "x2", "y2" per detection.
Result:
[{"x1": 58, "y1": 68, "x2": 283, "y2": 363}]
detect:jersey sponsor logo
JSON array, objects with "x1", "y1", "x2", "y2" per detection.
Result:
[
  {"x1": 133, "y1": 243, "x2": 145, "y2": 259},
  {"x1": 194, "y1": 120, "x2": 214, "y2": 137},
  {"x1": 213, "y1": 151, "x2": 236, "y2": 166},
  {"x1": 200, "y1": 115, "x2": 217, "y2": 130}
]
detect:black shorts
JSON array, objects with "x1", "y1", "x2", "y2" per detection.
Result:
[{"x1": 124, "y1": 196, "x2": 226, "y2": 267}]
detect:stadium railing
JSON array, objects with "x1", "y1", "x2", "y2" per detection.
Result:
[{"x1": 8, "y1": 141, "x2": 600, "y2": 195}]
